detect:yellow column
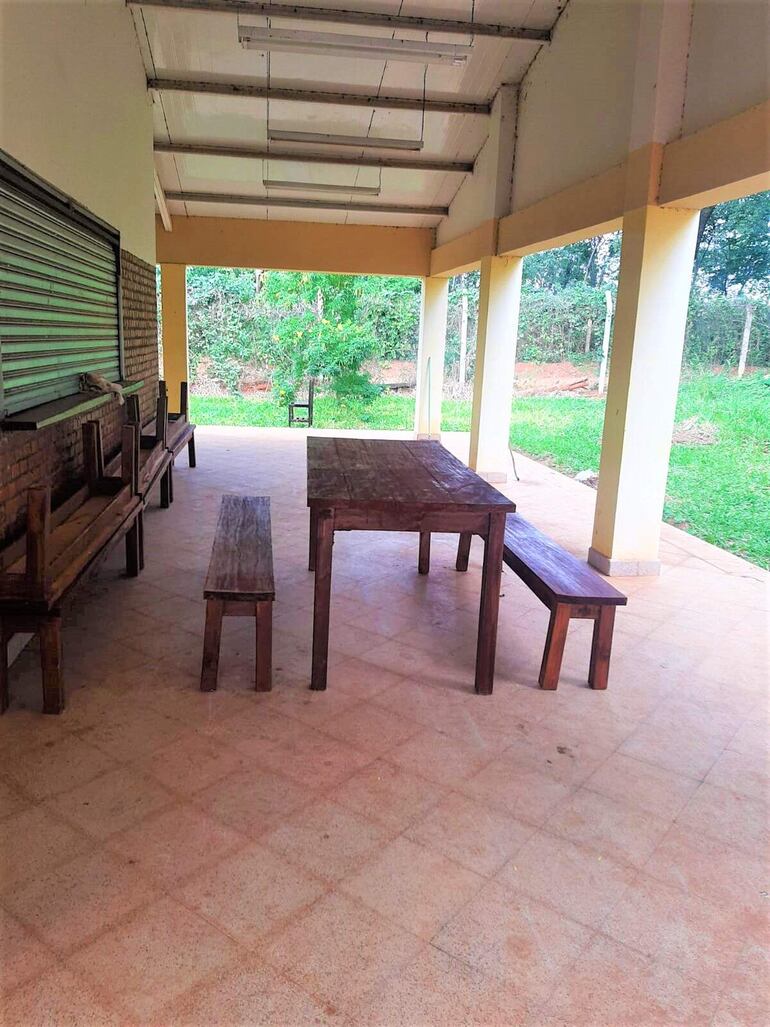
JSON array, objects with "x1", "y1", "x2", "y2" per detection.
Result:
[
  {"x1": 589, "y1": 205, "x2": 699, "y2": 576},
  {"x1": 414, "y1": 276, "x2": 449, "y2": 438},
  {"x1": 159, "y1": 263, "x2": 188, "y2": 405},
  {"x1": 469, "y1": 255, "x2": 523, "y2": 482}
]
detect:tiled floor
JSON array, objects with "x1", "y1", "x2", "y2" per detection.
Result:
[{"x1": 1, "y1": 426, "x2": 767, "y2": 1026}]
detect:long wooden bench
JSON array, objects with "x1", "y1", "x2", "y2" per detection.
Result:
[
  {"x1": 159, "y1": 379, "x2": 196, "y2": 468},
  {"x1": 201, "y1": 495, "x2": 274, "y2": 693},
  {"x1": 0, "y1": 421, "x2": 143, "y2": 714},
  {"x1": 107, "y1": 392, "x2": 173, "y2": 511},
  {"x1": 456, "y1": 513, "x2": 627, "y2": 690}
]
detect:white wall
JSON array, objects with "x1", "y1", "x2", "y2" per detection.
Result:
[
  {"x1": 0, "y1": 0, "x2": 155, "y2": 263},
  {"x1": 682, "y1": 0, "x2": 770, "y2": 136}
]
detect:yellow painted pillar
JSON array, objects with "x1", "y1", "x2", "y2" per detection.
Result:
[
  {"x1": 468, "y1": 255, "x2": 523, "y2": 482},
  {"x1": 589, "y1": 205, "x2": 699, "y2": 576},
  {"x1": 414, "y1": 276, "x2": 449, "y2": 438},
  {"x1": 159, "y1": 263, "x2": 188, "y2": 405}
]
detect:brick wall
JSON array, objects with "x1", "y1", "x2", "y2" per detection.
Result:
[{"x1": 0, "y1": 250, "x2": 159, "y2": 547}]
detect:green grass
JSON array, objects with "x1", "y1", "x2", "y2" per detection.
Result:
[{"x1": 191, "y1": 371, "x2": 770, "y2": 568}]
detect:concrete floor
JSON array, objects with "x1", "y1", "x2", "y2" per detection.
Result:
[{"x1": 0, "y1": 426, "x2": 767, "y2": 1026}]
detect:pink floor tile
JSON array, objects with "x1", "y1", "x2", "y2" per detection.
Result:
[
  {"x1": 497, "y1": 829, "x2": 635, "y2": 928},
  {"x1": 677, "y1": 781, "x2": 770, "y2": 854},
  {"x1": 262, "y1": 798, "x2": 389, "y2": 882},
  {"x1": 340, "y1": 835, "x2": 484, "y2": 939},
  {"x1": 322, "y1": 700, "x2": 422, "y2": 756},
  {"x1": 704, "y1": 746, "x2": 770, "y2": 802},
  {"x1": 174, "y1": 842, "x2": 326, "y2": 947},
  {"x1": 68, "y1": 897, "x2": 240, "y2": 1021},
  {"x1": 537, "y1": 933, "x2": 721, "y2": 1026},
  {"x1": 192, "y1": 764, "x2": 313, "y2": 837},
  {"x1": 433, "y1": 879, "x2": 592, "y2": 1007},
  {"x1": 330, "y1": 758, "x2": 447, "y2": 832},
  {"x1": 3, "y1": 734, "x2": 116, "y2": 801},
  {"x1": 139, "y1": 729, "x2": 246, "y2": 796},
  {"x1": 405, "y1": 791, "x2": 534, "y2": 877},
  {"x1": 712, "y1": 943, "x2": 770, "y2": 1027},
  {"x1": 545, "y1": 787, "x2": 673, "y2": 868},
  {"x1": 0, "y1": 805, "x2": 92, "y2": 893},
  {"x1": 583, "y1": 751, "x2": 700, "y2": 820},
  {"x1": 460, "y1": 755, "x2": 575, "y2": 827},
  {"x1": 0, "y1": 909, "x2": 56, "y2": 997},
  {"x1": 386, "y1": 727, "x2": 494, "y2": 787},
  {"x1": 263, "y1": 891, "x2": 422, "y2": 1009},
  {"x1": 1, "y1": 967, "x2": 122, "y2": 1027},
  {"x1": 48, "y1": 765, "x2": 174, "y2": 840}
]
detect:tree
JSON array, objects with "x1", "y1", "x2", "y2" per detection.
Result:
[{"x1": 694, "y1": 192, "x2": 770, "y2": 297}]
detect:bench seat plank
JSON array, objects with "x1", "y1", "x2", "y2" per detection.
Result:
[
  {"x1": 503, "y1": 514, "x2": 627, "y2": 607},
  {"x1": 204, "y1": 495, "x2": 275, "y2": 602}
]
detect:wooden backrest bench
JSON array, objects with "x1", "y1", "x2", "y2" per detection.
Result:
[
  {"x1": 201, "y1": 495, "x2": 275, "y2": 693},
  {"x1": 159, "y1": 379, "x2": 196, "y2": 467},
  {"x1": 0, "y1": 420, "x2": 143, "y2": 714},
  {"x1": 106, "y1": 392, "x2": 173, "y2": 508},
  {"x1": 457, "y1": 513, "x2": 627, "y2": 690}
]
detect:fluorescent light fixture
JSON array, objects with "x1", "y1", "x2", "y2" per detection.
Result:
[
  {"x1": 268, "y1": 129, "x2": 424, "y2": 152},
  {"x1": 263, "y1": 178, "x2": 382, "y2": 196},
  {"x1": 239, "y1": 26, "x2": 472, "y2": 66}
]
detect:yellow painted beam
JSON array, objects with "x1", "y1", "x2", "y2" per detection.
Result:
[
  {"x1": 429, "y1": 220, "x2": 498, "y2": 277},
  {"x1": 155, "y1": 215, "x2": 432, "y2": 277},
  {"x1": 159, "y1": 263, "x2": 188, "y2": 406}
]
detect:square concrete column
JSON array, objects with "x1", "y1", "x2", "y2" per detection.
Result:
[
  {"x1": 159, "y1": 263, "x2": 188, "y2": 404},
  {"x1": 589, "y1": 205, "x2": 700, "y2": 576},
  {"x1": 414, "y1": 276, "x2": 449, "y2": 439},
  {"x1": 468, "y1": 255, "x2": 523, "y2": 482}
]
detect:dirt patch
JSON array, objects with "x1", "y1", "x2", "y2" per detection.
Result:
[{"x1": 672, "y1": 416, "x2": 719, "y2": 446}]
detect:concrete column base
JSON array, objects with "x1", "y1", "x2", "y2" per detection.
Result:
[
  {"x1": 477, "y1": 470, "x2": 509, "y2": 484},
  {"x1": 415, "y1": 432, "x2": 441, "y2": 441},
  {"x1": 588, "y1": 547, "x2": 661, "y2": 577}
]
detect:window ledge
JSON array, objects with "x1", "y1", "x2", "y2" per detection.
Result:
[{"x1": 1, "y1": 380, "x2": 144, "y2": 432}]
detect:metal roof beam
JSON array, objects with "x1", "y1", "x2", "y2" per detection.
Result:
[
  {"x1": 154, "y1": 140, "x2": 474, "y2": 174},
  {"x1": 153, "y1": 167, "x2": 173, "y2": 231},
  {"x1": 165, "y1": 190, "x2": 448, "y2": 216},
  {"x1": 148, "y1": 77, "x2": 490, "y2": 115},
  {"x1": 128, "y1": 0, "x2": 551, "y2": 43}
]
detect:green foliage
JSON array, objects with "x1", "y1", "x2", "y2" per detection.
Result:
[
  {"x1": 191, "y1": 370, "x2": 770, "y2": 568},
  {"x1": 695, "y1": 192, "x2": 770, "y2": 296}
]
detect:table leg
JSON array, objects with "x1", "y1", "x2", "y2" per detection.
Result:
[
  {"x1": 308, "y1": 507, "x2": 318, "y2": 571},
  {"x1": 418, "y1": 531, "x2": 431, "y2": 575},
  {"x1": 474, "y1": 511, "x2": 505, "y2": 695},
  {"x1": 311, "y1": 509, "x2": 334, "y2": 690},
  {"x1": 456, "y1": 532, "x2": 472, "y2": 571}
]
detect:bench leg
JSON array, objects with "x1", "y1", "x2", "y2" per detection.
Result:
[
  {"x1": 40, "y1": 614, "x2": 64, "y2": 714},
  {"x1": 200, "y1": 599, "x2": 224, "y2": 692},
  {"x1": 188, "y1": 435, "x2": 196, "y2": 468},
  {"x1": 160, "y1": 465, "x2": 173, "y2": 508},
  {"x1": 456, "y1": 532, "x2": 472, "y2": 572},
  {"x1": 0, "y1": 623, "x2": 9, "y2": 714},
  {"x1": 589, "y1": 606, "x2": 616, "y2": 690},
  {"x1": 138, "y1": 511, "x2": 145, "y2": 571},
  {"x1": 418, "y1": 531, "x2": 431, "y2": 575},
  {"x1": 539, "y1": 603, "x2": 571, "y2": 691},
  {"x1": 125, "y1": 517, "x2": 141, "y2": 577},
  {"x1": 255, "y1": 601, "x2": 273, "y2": 692}
]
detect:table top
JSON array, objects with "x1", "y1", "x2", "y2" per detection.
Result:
[{"x1": 307, "y1": 437, "x2": 516, "y2": 513}]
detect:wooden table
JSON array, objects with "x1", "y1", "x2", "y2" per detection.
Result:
[{"x1": 306, "y1": 437, "x2": 516, "y2": 694}]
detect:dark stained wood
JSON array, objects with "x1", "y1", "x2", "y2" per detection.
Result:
[
  {"x1": 493, "y1": 512, "x2": 627, "y2": 692},
  {"x1": 25, "y1": 487, "x2": 50, "y2": 591},
  {"x1": 0, "y1": 624, "x2": 9, "y2": 713},
  {"x1": 204, "y1": 496, "x2": 275, "y2": 602},
  {"x1": 475, "y1": 511, "x2": 506, "y2": 695},
  {"x1": 201, "y1": 495, "x2": 274, "y2": 693},
  {"x1": 456, "y1": 532, "x2": 472, "y2": 572},
  {"x1": 159, "y1": 379, "x2": 197, "y2": 465},
  {"x1": 40, "y1": 614, "x2": 63, "y2": 715},
  {"x1": 307, "y1": 438, "x2": 516, "y2": 694},
  {"x1": 503, "y1": 514, "x2": 626, "y2": 606},
  {"x1": 310, "y1": 509, "x2": 334, "y2": 690},
  {"x1": 418, "y1": 531, "x2": 431, "y2": 575}
]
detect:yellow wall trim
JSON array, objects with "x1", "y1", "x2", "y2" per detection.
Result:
[
  {"x1": 660, "y1": 99, "x2": 770, "y2": 209},
  {"x1": 429, "y1": 220, "x2": 498, "y2": 278},
  {"x1": 155, "y1": 216, "x2": 433, "y2": 277}
]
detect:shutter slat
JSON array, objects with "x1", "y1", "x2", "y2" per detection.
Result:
[{"x1": 0, "y1": 178, "x2": 121, "y2": 416}]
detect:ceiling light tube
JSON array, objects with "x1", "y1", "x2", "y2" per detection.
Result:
[
  {"x1": 263, "y1": 178, "x2": 382, "y2": 196},
  {"x1": 268, "y1": 129, "x2": 424, "y2": 152},
  {"x1": 239, "y1": 26, "x2": 472, "y2": 66}
]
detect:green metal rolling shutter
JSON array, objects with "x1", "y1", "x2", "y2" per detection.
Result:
[{"x1": 0, "y1": 174, "x2": 121, "y2": 417}]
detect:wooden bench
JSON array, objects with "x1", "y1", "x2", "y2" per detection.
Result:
[
  {"x1": 456, "y1": 513, "x2": 627, "y2": 690},
  {"x1": 159, "y1": 379, "x2": 196, "y2": 468},
  {"x1": 107, "y1": 392, "x2": 174, "y2": 511},
  {"x1": 201, "y1": 495, "x2": 274, "y2": 693},
  {"x1": 0, "y1": 421, "x2": 143, "y2": 714}
]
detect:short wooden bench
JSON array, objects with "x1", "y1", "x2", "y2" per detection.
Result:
[
  {"x1": 201, "y1": 495, "x2": 274, "y2": 693},
  {"x1": 159, "y1": 379, "x2": 196, "y2": 468},
  {"x1": 0, "y1": 421, "x2": 143, "y2": 714},
  {"x1": 456, "y1": 513, "x2": 627, "y2": 690}
]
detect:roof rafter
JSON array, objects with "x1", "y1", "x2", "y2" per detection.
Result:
[
  {"x1": 154, "y1": 140, "x2": 474, "y2": 174},
  {"x1": 128, "y1": 0, "x2": 550, "y2": 43},
  {"x1": 148, "y1": 77, "x2": 491, "y2": 115},
  {"x1": 164, "y1": 190, "x2": 448, "y2": 216}
]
